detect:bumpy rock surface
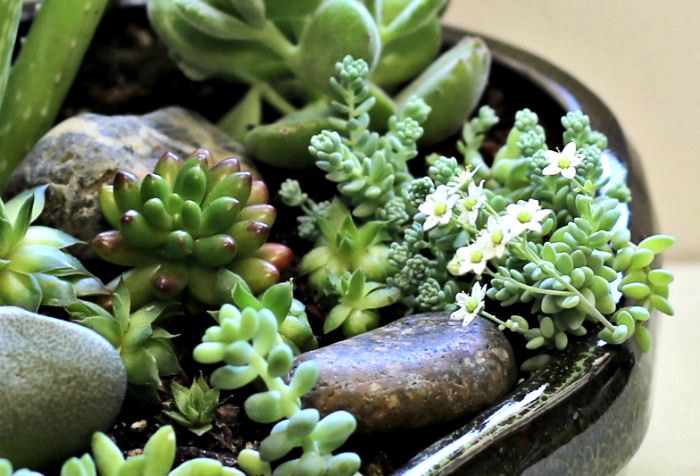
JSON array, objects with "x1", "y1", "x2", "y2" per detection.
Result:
[
  {"x1": 5, "y1": 107, "x2": 253, "y2": 257},
  {"x1": 296, "y1": 313, "x2": 517, "y2": 432},
  {"x1": 0, "y1": 307, "x2": 126, "y2": 469}
]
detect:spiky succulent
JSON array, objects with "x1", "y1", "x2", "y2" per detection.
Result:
[
  {"x1": 165, "y1": 374, "x2": 219, "y2": 436},
  {"x1": 68, "y1": 283, "x2": 180, "y2": 401},
  {"x1": 0, "y1": 186, "x2": 104, "y2": 310},
  {"x1": 92, "y1": 149, "x2": 293, "y2": 309}
]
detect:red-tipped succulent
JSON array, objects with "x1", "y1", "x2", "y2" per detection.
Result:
[{"x1": 93, "y1": 149, "x2": 293, "y2": 308}]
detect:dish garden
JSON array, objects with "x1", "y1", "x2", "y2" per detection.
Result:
[{"x1": 0, "y1": 1, "x2": 675, "y2": 475}]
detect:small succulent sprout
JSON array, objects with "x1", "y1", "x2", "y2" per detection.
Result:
[
  {"x1": 0, "y1": 186, "x2": 104, "y2": 311},
  {"x1": 325, "y1": 269, "x2": 401, "y2": 337},
  {"x1": 93, "y1": 149, "x2": 292, "y2": 309},
  {"x1": 165, "y1": 374, "x2": 220, "y2": 436},
  {"x1": 299, "y1": 200, "x2": 390, "y2": 293},
  {"x1": 68, "y1": 283, "x2": 180, "y2": 402}
]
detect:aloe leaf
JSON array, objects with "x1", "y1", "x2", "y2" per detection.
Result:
[
  {"x1": 0, "y1": 0, "x2": 110, "y2": 189},
  {"x1": 0, "y1": 0, "x2": 22, "y2": 114}
]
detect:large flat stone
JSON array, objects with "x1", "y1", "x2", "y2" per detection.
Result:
[{"x1": 295, "y1": 312, "x2": 517, "y2": 432}]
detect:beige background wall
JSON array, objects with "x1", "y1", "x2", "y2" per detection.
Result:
[
  {"x1": 443, "y1": 2, "x2": 700, "y2": 474},
  {"x1": 444, "y1": 0, "x2": 700, "y2": 262}
]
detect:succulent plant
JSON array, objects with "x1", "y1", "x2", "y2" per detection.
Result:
[
  {"x1": 0, "y1": 426, "x2": 243, "y2": 476},
  {"x1": 165, "y1": 374, "x2": 220, "y2": 436},
  {"x1": 92, "y1": 148, "x2": 293, "y2": 309},
  {"x1": 0, "y1": 0, "x2": 109, "y2": 188},
  {"x1": 194, "y1": 287, "x2": 360, "y2": 475},
  {"x1": 68, "y1": 283, "x2": 180, "y2": 402},
  {"x1": 299, "y1": 200, "x2": 390, "y2": 293},
  {"x1": 0, "y1": 186, "x2": 104, "y2": 310},
  {"x1": 324, "y1": 269, "x2": 401, "y2": 337},
  {"x1": 222, "y1": 281, "x2": 318, "y2": 353},
  {"x1": 148, "y1": 0, "x2": 491, "y2": 168}
]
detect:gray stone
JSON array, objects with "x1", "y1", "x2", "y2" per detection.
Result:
[
  {"x1": 5, "y1": 107, "x2": 254, "y2": 257},
  {"x1": 295, "y1": 313, "x2": 517, "y2": 432},
  {"x1": 0, "y1": 306, "x2": 126, "y2": 469}
]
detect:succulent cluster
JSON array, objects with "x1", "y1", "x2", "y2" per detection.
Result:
[
  {"x1": 194, "y1": 285, "x2": 360, "y2": 475},
  {"x1": 93, "y1": 148, "x2": 292, "y2": 309},
  {"x1": 0, "y1": 186, "x2": 103, "y2": 310},
  {"x1": 0, "y1": 426, "x2": 242, "y2": 476},
  {"x1": 379, "y1": 106, "x2": 675, "y2": 367},
  {"x1": 148, "y1": 0, "x2": 490, "y2": 167}
]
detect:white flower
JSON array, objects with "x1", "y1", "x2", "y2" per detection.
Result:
[
  {"x1": 450, "y1": 282, "x2": 488, "y2": 327},
  {"x1": 479, "y1": 216, "x2": 512, "y2": 259},
  {"x1": 504, "y1": 199, "x2": 550, "y2": 236},
  {"x1": 449, "y1": 236, "x2": 492, "y2": 276},
  {"x1": 447, "y1": 165, "x2": 481, "y2": 189},
  {"x1": 542, "y1": 142, "x2": 585, "y2": 179},
  {"x1": 456, "y1": 180, "x2": 486, "y2": 227},
  {"x1": 419, "y1": 185, "x2": 459, "y2": 231}
]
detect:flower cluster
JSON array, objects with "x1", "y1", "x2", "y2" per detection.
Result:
[{"x1": 385, "y1": 108, "x2": 673, "y2": 367}]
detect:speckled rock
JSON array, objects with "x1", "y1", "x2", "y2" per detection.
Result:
[
  {"x1": 0, "y1": 307, "x2": 126, "y2": 469},
  {"x1": 295, "y1": 313, "x2": 517, "y2": 432},
  {"x1": 5, "y1": 107, "x2": 253, "y2": 257}
]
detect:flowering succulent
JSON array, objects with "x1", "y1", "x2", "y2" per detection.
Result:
[
  {"x1": 193, "y1": 286, "x2": 360, "y2": 475},
  {"x1": 92, "y1": 149, "x2": 292, "y2": 309},
  {"x1": 0, "y1": 186, "x2": 103, "y2": 310},
  {"x1": 165, "y1": 374, "x2": 219, "y2": 436},
  {"x1": 68, "y1": 283, "x2": 180, "y2": 401},
  {"x1": 384, "y1": 107, "x2": 674, "y2": 366}
]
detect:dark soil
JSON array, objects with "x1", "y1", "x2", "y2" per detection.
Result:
[{"x1": 27, "y1": 5, "x2": 567, "y2": 475}]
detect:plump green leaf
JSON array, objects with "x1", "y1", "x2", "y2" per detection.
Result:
[
  {"x1": 142, "y1": 426, "x2": 176, "y2": 476},
  {"x1": 298, "y1": 0, "x2": 380, "y2": 94},
  {"x1": 245, "y1": 391, "x2": 284, "y2": 423}
]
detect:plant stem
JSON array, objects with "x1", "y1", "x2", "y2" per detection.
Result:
[
  {"x1": 249, "y1": 349, "x2": 300, "y2": 419},
  {"x1": 259, "y1": 83, "x2": 297, "y2": 115}
]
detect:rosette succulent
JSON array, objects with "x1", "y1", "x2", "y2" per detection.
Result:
[
  {"x1": 68, "y1": 283, "x2": 180, "y2": 401},
  {"x1": 92, "y1": 149, "x2": 293, "y2": 309},
  {"x1": 0, "y1": 186, "x2": 103, "y2": 310}
]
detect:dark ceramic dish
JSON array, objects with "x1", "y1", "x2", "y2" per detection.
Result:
[{"x1": 19, "y1": 3, "x2": 657, "y2": 475}]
